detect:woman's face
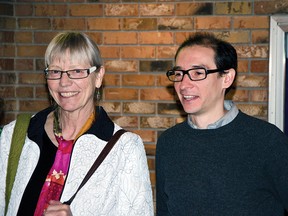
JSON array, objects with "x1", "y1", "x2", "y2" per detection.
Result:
[{"x1": 47, "y1": 51, "x2": 104, "y2": 114}]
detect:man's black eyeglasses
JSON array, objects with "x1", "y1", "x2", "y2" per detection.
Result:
[
  {"x1": 44, "y1": 66, "x2": 97, "y2": 80},
  {"x1": 166, "y1": 67, "x2": 225, "y2": 82}
]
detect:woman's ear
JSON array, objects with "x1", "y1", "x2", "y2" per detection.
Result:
[
  {"x1": 223, "y1": 68, "x2": 236, "y2": 89},
  {"x1": 95, "y1": 66, "x2": 105, "y2": 88}
]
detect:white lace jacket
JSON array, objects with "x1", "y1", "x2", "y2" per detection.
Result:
[{"x1": 0, "y1": 117, "x2": 154, "y2": 216}]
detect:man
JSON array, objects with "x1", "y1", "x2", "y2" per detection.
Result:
[{"x1": 156, "y1": 32, "x2": 288, "y2": 215}]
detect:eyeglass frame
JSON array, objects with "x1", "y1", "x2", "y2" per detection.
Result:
[
  {"x1": 44, "y1": 66, "x2": 97, "y2": 80},
  {"x1": 166, "y1": 66, "x2": 227, "y2": 82}
]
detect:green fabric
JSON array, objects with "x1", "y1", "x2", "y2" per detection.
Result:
[{"x1": 5, "y1": 113, "x2": 31, "y2": 215}]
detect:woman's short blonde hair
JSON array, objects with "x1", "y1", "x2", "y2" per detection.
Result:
[{"x1": 45, "y1": 32, "x2": 102, "y2": 68}]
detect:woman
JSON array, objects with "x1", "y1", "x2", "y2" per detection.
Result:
[{"x1": 0, "y1": 32, "x2": 153, "y2": 216}]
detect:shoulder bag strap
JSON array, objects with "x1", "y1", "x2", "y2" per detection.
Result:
[
  {"x1": 5, "y1": 113, "x2": 32, "y2": 215},
  {"x1": 63, "y1": 129, "x2": 127, "y2": 205}
]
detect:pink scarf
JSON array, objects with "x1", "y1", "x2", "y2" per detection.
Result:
[
  {"x1": 34, "y1": 136, "x2": 73, "y2": 216},
  {"x1": 34, "y1": 110, "x2": 95, "y2": 215}
]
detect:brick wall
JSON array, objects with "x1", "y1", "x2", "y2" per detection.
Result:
[{"x1": 1, "y1": 0, "x2": 288, "y2": 204}]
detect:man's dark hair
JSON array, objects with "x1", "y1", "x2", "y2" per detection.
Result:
[{"x1": 175, "y1": 32, "x2": 238, "y2": 94}]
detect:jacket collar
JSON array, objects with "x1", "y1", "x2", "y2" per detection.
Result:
[{"x1": 27, "y1": 106, "x2": 115, "y2": 147}]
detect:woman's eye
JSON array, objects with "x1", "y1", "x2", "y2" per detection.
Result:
[{"x1": 74, "y1": 69, "x2": 82, "y2": 73}]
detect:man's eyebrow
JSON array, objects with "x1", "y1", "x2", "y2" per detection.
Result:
[
  {"x1": 172, "y1": 66, "x2": 182, "y2": 70},
  {"x1": 172, "y1": 65, "x2": 206, "y2": 70}
]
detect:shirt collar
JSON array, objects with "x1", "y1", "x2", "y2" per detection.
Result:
[{"x1": 188, "y1": 100, "x2": 239, "y2": 129}]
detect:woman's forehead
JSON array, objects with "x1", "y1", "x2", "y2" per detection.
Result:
[{"x1": 50, "y1": 49, "x2": 89, "y2": 66}]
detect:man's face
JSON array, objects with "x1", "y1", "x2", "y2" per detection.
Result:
[{"x1": 174, "y1": 45, "x2": 228, "y2": 125}]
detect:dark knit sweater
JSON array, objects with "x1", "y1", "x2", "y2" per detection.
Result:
[{"x1": 156, "y1": 111, "x2": 288, "y2": 216}]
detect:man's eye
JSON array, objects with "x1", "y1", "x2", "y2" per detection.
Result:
[
  {"x1": 194, "y1": 70, "x2": 205, "y2": 75},
  {"x1": 196, "y1": 71, "x2": 204, "y2": 75},
  {"x1": 174, "y1": 71, "x2": 183, "y2": 77}
]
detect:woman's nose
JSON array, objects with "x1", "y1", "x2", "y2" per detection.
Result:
[{"x1": 59, "y1": 72, "x2": 72, "y2": 86}]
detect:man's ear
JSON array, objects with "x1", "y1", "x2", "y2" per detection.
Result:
[
  {"x1": 223, "y1": 68, "x2": 236, "y2": 89},
  {"x1": 95, "y1": 66, "x2": 105, "y2": 88}
]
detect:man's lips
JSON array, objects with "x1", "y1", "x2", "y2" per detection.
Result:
[{"x1": 183, "y1": 95, "x2": 198, "y2": 100}]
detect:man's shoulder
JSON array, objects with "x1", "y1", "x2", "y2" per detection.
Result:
[{"x1": 158, "y1": 121, "x2": 188, "y2": 140}]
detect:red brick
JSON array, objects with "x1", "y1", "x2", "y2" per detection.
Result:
[
  {"x1": 139, "y1": 32, "x2": 173, "y2": 44},
  {"x1": 251, "y1": 60, "x2": 268, "y2": 73},
  {"x1": 87, "y1": 32, "x2": 102, "y2": 45},
  {"x1": 101, "y1": 102, "x2": 121, "y2": 113},
  {"x1": 233, "y1": 16, "x2": 269, "y2": 29},
  {"x1": 15, "y1": 59, "x2": 34, "y2": 70},
  {"x1": 254, "y1": 1, "x2": 288, "y2": 14},
  {"x1": 176, "y1": 3, "x2": 213, "y2": 16},
  {"x1": 87, "y1": 18, "x2": 121, "y2": 30},
  {"x1": 122, "y1": 74, "x2": 155, "y2": 86},
  {"x1": 237, "y1": 104, "x2": 267, "y2": 117},
  {"x1": 34, "y1": 32, "x2": 57, "y2": 44},
  {"x1": 104, "y1": 88, "x2": 138, "y2": 100},
  {"x1": 145, "y1": 145, "x2": 156, "y2": 159},
  {"x1": 19, "y1": 73, "x2": 46, "y2": 84},
  {"x1": 147, "y1": 157, "x2": 155, "y2": 170},
  {"x1": 0, "y1": 18, "x2": 16, "y2": 29},
  {"x1": 121, "y1": 46, "x2": 156, "y2": 58},
  {"x1": 140, "y1": 88, "x2": 174, "y2": 101},
  {"x1": 157, "y1": 74, "x2": 174, "y2": 87},
  {"x1": 1, "y1": 45, "x2": 15, "y2": 57},
  {"x1": 175, "y1": 32, "x2": 191, "y2": 45},
  {"x1": 215, "y1": 31, "x2": 250, "y2": 43},
  {"x1": 235, "y1": 45, "x2": 269, "y2": 58},
  {"x1": 112, "y1": 116, "x2": 138, "y2": 128},
  {"x1": 103, "y1": 32, "x2": 137, "y2": 44},
  {"x1": 250, "y1": 89, "x2": 268, "y2": 102},
  {"x1": 123, "y1": 18, "x2": 157, "y2": 30},
  {"x1": 18, "y1": 18, "x2": 51, "y2": 30},
  {"x1": 16, "y1": 87, "x2": 34, "y2": 98},
  {"x1": 15, "y1": 31, "x2": 33, "y2": 43},
  {"x1": 103, "y1": 74, "x2": 121, "y2": 86},
  {"x1": 35, "y1": 86, "x2": 49, "y2": 99},
  {"x1": 229, "y1": 89, "x2": 249, "y2": 102},
  {"x1": 100, "y1": 46, "x2": 120, "y2": 58},
  {"x1": 0, "y1": 3, "x2": 13, "y2": 16},
  {"x1": 52, "y1": 18, "x2": 86, "y2": 30},
  {"x1": 15, "y1": 4, "x2": 33, "y2": 16},
  {"x1": 238, "y1": 60, "x2": 249, "y2": 73},
  {"x1": 140, "y1": 3, "x2": 174, "y2": 16},
  {"x1": 105, "y1": 4, "x2": 138, "y2": 16},
  {"x1": 140, "y1": 116, "x2": 174, "y2": 129},
  {"x1": 0, "y1": 86, "x2": 15, "y2": 97},
  {"x1": 104, "y1": 60, "x2": 137, "y2": 72},
  {"x1": 236, "y1": 75, "x2": 268, "y2": 87},
  {"x1": 215, "y1": 2, "x2": 252, "y2": 15},
  {"x1": 0, "y1": 31, "x2": 14, "y2": 43},
  {"x1": 35, "y1": 4, "x2": 67, "y2": 16},
  {"x1": 252, "y1": 30, "x2": 269, "y2": 43},
  {"x1": 70, "y1": 4, "x2": 102, "y2": 16},
  {"x1": 20, "y1": 100, "x2": 50, "y2": 112},
  {"x1": 157, "y1": 46, "x2": 178, "y2": 59},
  {"x1": 123, "y1": 102, "x2": 156, "y2": 114},
  {"x1": 0, "y1": 59, "x2": 14, "y2": 70},
  {"x1": 195, "y1": 17, "x2": 231, "y2": 29},
  {"x1": 158, "y1": 18, "x2": 193, "y2": 30},
  {"x1": 17, "y1": 45, "x2": 46, "y2": 57}
]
